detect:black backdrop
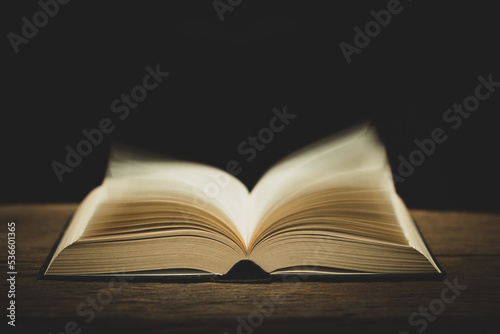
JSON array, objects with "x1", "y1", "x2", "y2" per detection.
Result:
[{"x1": 2, "y1": 0, "x2": 499, "y2": 212}]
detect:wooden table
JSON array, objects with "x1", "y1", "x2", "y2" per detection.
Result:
[{"x1": 1, "y1": 204, "x2": 499, "y2": 333}]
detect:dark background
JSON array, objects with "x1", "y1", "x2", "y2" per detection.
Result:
[{"x1": 1, "y1": 0, "x2": 499, "y2": 212}]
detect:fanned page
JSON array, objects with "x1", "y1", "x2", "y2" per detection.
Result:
[
  {"x1": 247, "y1": 124, "x2": 441, "y2": 275},
  {"x1": 104, "y1": 143, "x2": 250, "y2": 240},
  {"x1": 45, "y1": 146, "x2": 251, "y2": 275}
]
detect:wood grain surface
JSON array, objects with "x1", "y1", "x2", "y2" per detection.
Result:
[{"x1": 0, "y1": 204, "x2": 499, "y2": 333}]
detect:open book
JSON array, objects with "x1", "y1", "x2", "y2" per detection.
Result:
[{"x1": 43, "y1": 123, "x2": 441, "y2": 281}]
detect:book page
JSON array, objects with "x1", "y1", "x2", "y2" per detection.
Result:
[
  {"x1": 106, "y1": 142, "x2": 251, "y2": 246},
  {"x1": 248, "y1": 123, "x2": 393, "y2": 243}
]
